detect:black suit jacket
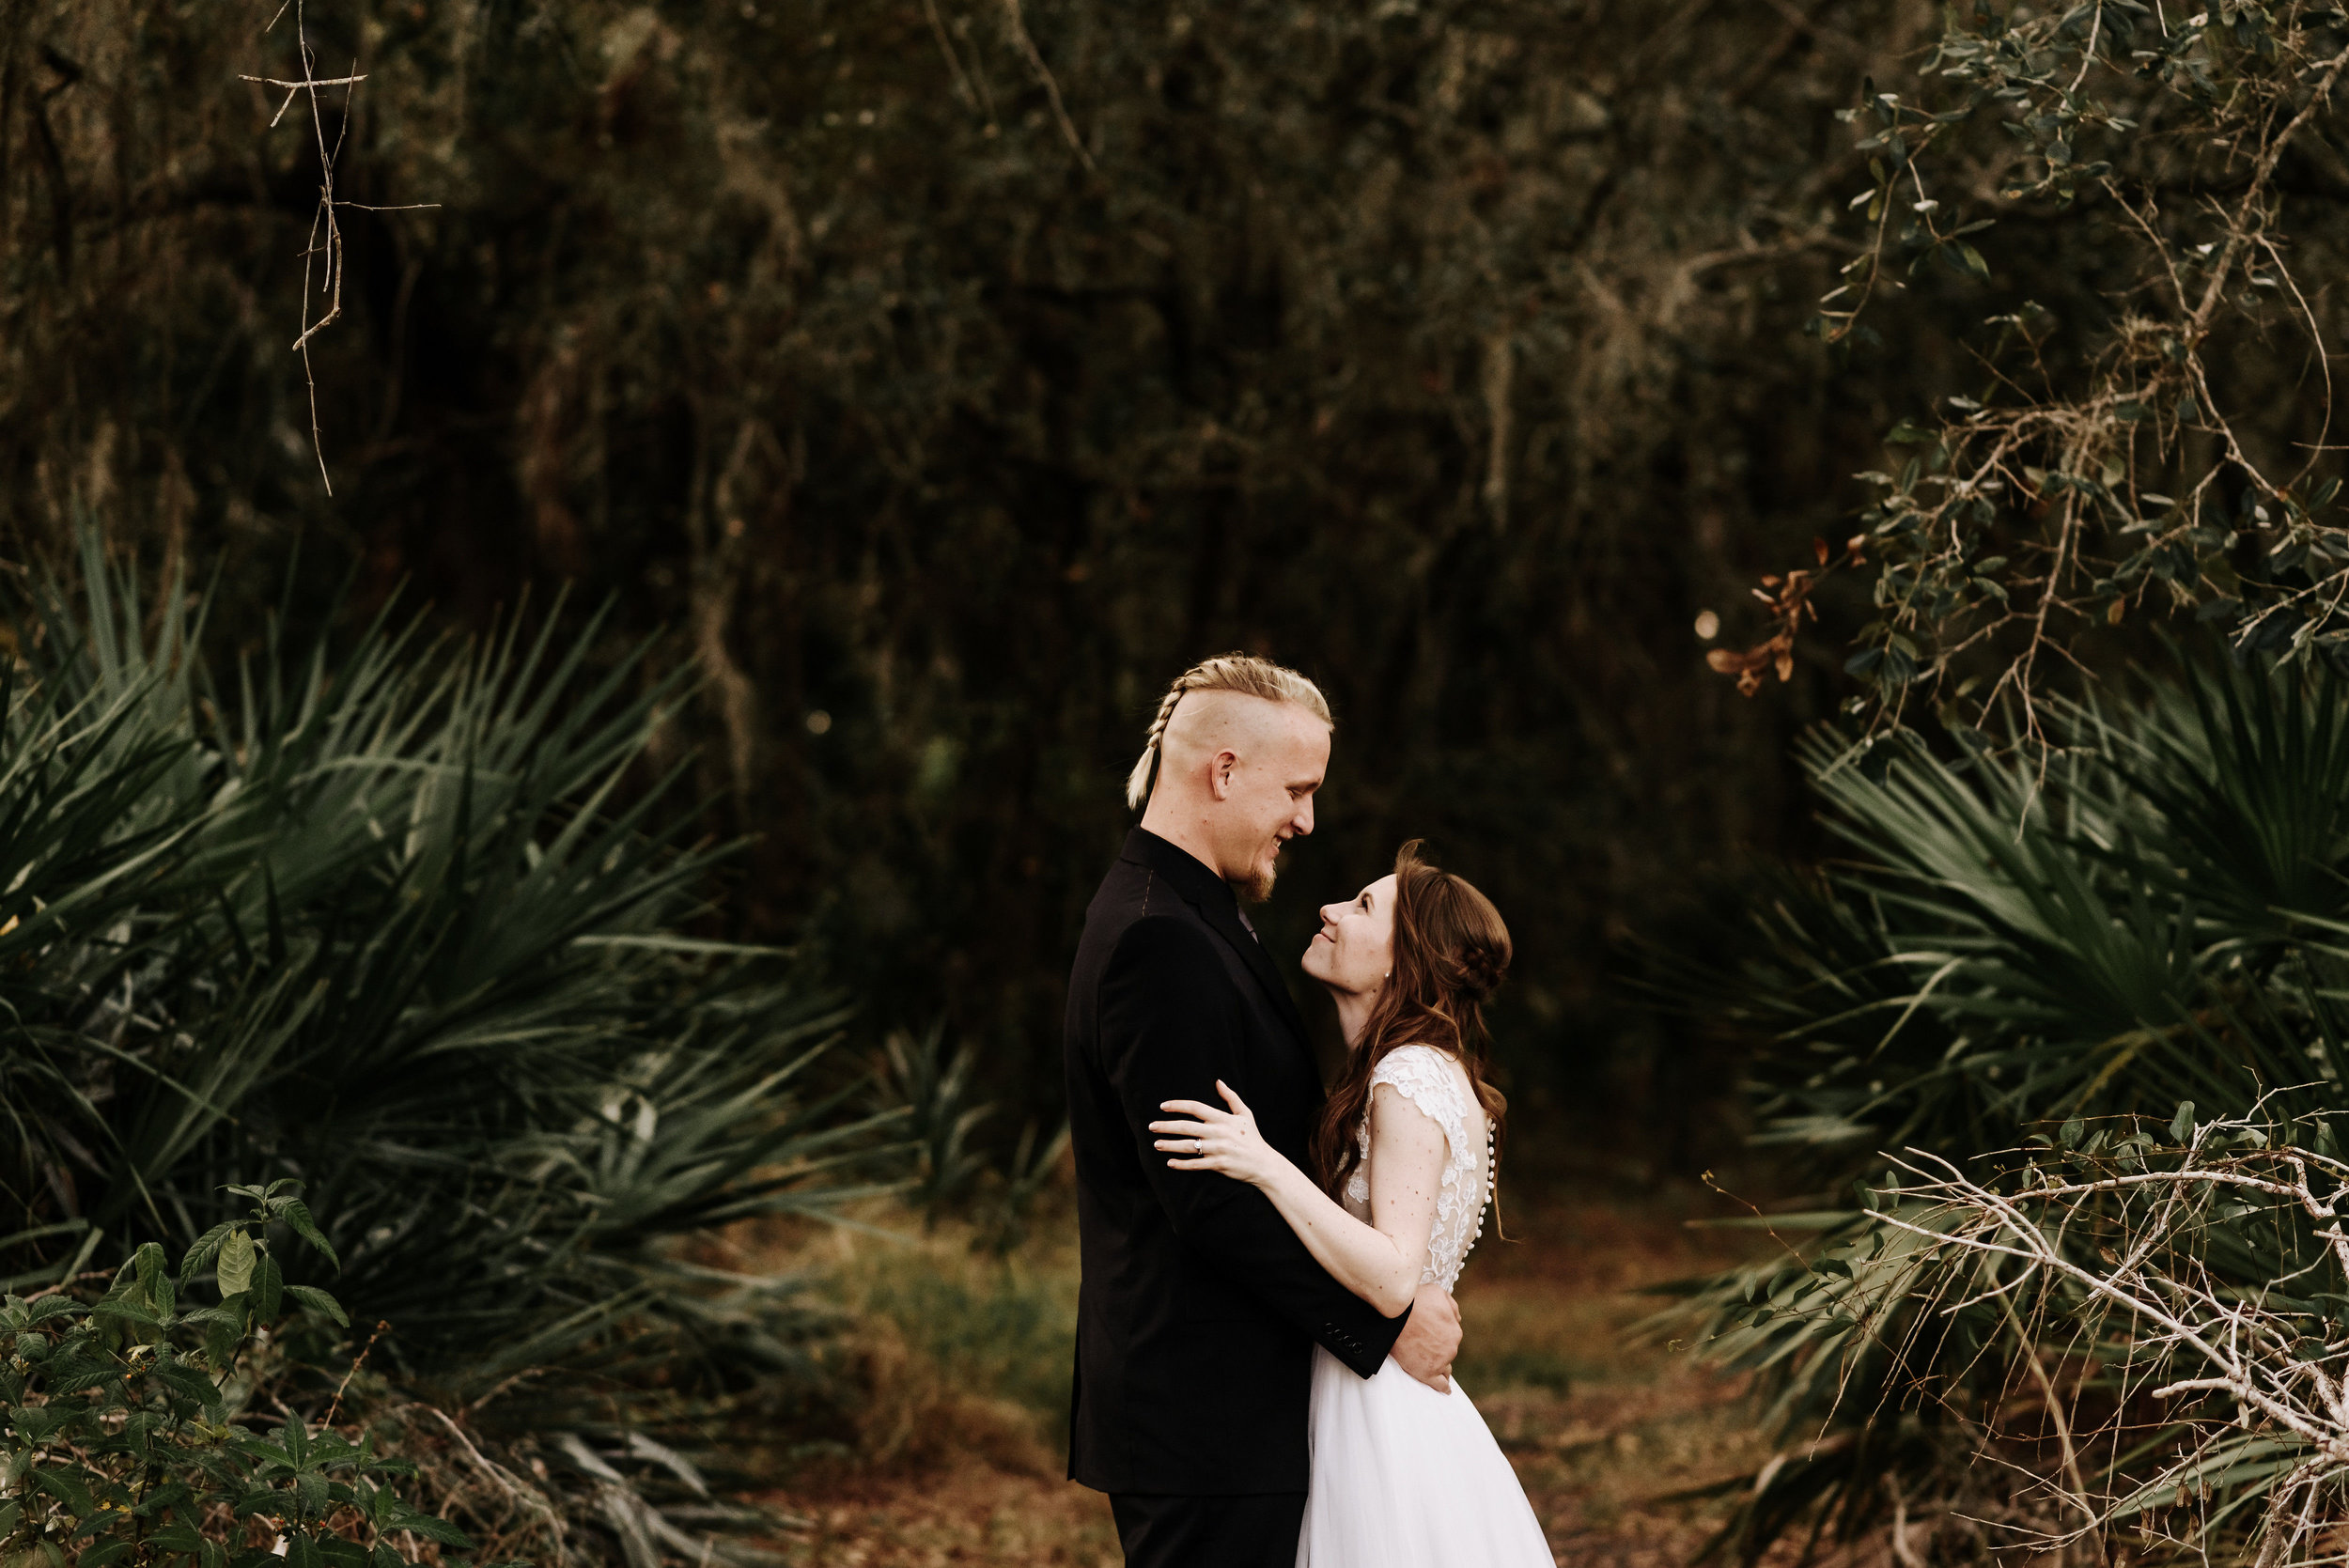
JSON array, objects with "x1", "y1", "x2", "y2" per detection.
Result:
[{"x1": 1064, "y1": 829, "x2": 1408, "y2": 1495}]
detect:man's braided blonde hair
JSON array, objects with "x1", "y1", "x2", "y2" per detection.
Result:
[{"x1": 1125, "y1": 653, "x2": 1334, "y2": 812}]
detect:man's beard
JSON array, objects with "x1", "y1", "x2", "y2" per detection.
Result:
[{"x1": 1239, "y1": 859, "x2": 1277, "y2": 904}]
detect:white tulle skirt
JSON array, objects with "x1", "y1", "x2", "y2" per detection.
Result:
[{"x1": 1298, "y1": 1344, "x2": 1554, "y2": 1566}]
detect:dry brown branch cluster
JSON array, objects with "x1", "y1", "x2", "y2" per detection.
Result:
[
  {"x1": 1872, "y1": 1112, "x2": 2349, "y2": 1568},
  {"x1": 1705, "y1": 533, "x2": 1867, "y2": 693},
  {"x1": 375, "y1": 1403, "x2": 573, "y2": 1568}
]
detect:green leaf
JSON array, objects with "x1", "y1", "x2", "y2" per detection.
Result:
[
  {"x1": 386, "y1": 1514, "x2": 471, "y2": 1548},
  {"x1": 91, "y1": 1299, "x2": 165, "y2": 1337},
  {"x1": 131, "y1": 1243, "x2": 165, "y2": 1296},
  {"x1": 152, "y1": 1358, "x2": 225, "y2": 1409},
  {"x1": 31, "y1": 1465, "x2": 96, "y2": 1517},
  {"x1": 201, "y1": 1297, "x2": 249, "y2": 1371},
  {"x1": 178, "y1": 1223, "x2": 241, "y2": 1289},
  {"x1": 135, "y1": 1482, "x2": 193, "y2": 1517},
  {"x1": 251, "y1": 1253, "x2": 283, "y2": 1325},
  {"x1": 214, "y1": 1232, "x2": 256, "y2": 1300},
  {"x1": 232, "y1": 1484, "x2": 287, "y2": 1515},
  {"x1": 2170, "y1": 1101, "x2": 2197, "y2": 1143},
  {"x1": 284, "y1": 1286, "x2": 349, "y2": 1328},
  {"x1": 274, "y1": 1203, "x2": 338, "y2": 1273}
]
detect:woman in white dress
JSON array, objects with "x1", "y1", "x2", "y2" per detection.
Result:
[{"x1": 1148, "y1": 839, "x2": 1553, "y2": 1568}]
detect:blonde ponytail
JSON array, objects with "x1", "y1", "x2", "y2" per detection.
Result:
[{"x1": 1125, "y1": 653, "x2": 1334, "y2": 812}]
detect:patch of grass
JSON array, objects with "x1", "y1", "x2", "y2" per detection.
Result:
[
  {"x1": 1455, "y1": 1285, "x2": 1646, "y2": 1396},
  {"x1": 737, "y1": 1185, "x2": 1807, "y2": 1567},
  {"x1": 763, "y1": 1197, "x2": 1082, "y2": 1475},
  {"x1": 847, "y1": 1243, "x2": 1078, "y2": 1420},
  {"x1": 1459, "y1": 1343, "x2": 1580, "y2": 1394}
]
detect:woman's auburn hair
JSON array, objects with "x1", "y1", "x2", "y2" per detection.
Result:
[{"x1": 1310, "y1": 839, "x2": 1512, "y2": 1202}]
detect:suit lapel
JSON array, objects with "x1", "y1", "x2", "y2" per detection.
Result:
[
  {"x1": 1194, "y1": 896, "x2": 1314, "y2": 1050},
  {"x1": 1123, "y1": 829, "x2": 1316, "y2": 1057}
]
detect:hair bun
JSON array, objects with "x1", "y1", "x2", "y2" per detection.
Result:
[{"x1": 1456, "y1": 944, "x2": 1508, "y2": 1000}]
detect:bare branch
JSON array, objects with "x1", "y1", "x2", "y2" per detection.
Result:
[{"x1": 1862, "y1": 1115, "x2": 2349, "y2": 1565}]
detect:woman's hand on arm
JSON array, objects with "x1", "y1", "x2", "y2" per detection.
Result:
[
  {"x1": 1150, "y1": 1080, "x2": 1437, "y2": 1318},
  {"x1": 1150, "y1": 1080, "x2": 1290, "y2": 1187}
]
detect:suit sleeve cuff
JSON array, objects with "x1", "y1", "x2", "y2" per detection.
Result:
[{"x1": 1316, "y1": 1296, "x2": 1410, "y2": 1379}]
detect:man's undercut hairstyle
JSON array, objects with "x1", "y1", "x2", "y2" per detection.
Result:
[{"x1": 1125, "y1": 653, "x2": 1334, "y2": 811}]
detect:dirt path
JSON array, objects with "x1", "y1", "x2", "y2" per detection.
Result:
[{"x1": 761, "y1": 1190, "x2": 1777, "y2": 1567}]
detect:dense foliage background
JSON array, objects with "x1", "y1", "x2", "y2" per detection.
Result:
[
  {"x1": 22, "y1": 1, "x2": 2349, "y2": 1562},
  {"x1": 4, "y1": 0, "x2": 2001, "y2": 1167}
]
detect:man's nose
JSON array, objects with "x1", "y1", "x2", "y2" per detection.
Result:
[{"x1": 1293, "y1": 796, "x2": 1315, "y2": 835}]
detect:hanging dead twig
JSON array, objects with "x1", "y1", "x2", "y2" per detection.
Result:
[{"x1": 252, "y1": 2, "x2": 433, "y2": 494}]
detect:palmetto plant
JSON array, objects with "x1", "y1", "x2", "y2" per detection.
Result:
[
  {"x1": 1661, "y1": 649, "x2": 2349, "y2": 1563},
  {"x1": 878, "y1": 1024, "x2": 993, "y2": 1227},
  {"x1": 0, "y1": 530, "x2": 908, "y2": 1394}
]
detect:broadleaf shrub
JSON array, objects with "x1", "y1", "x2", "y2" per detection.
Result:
[{"x1": 0, "y1": 1182, "x2": 488, "y2": 1568}]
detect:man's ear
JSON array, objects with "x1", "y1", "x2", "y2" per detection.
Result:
[{"x1": 1206, "y1": 749, "x2": 1240, "y2": 801}]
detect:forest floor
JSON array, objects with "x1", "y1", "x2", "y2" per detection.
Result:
[{"x1": 731, "y1": 1180, "x2": 1787, "y2": 1568}]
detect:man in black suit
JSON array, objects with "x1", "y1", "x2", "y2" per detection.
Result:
[{"x1": 1064, "y1": 654, "x2": 1464, "y2": 1568}]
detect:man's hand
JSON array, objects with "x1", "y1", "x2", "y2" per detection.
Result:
[{"x1": 1390, "y1": 1282, "x2": 1461, "y2": 1393}]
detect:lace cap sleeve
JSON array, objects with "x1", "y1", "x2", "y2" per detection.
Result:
[
  {"x1": 1368, "y1": 1044, "x2": 1470, "y2": 1167},
  {"x1": 1366, "y1": 1043, "x2": 1489, "y2": 1289}
]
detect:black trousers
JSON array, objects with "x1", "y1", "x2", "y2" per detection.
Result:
[{"x1": 1111, "y1": 1491, "x2": 1308, "y2": 1568}]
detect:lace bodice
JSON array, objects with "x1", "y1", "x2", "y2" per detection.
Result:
[{"x1": 1340, "y1": 1044, "x2": 1492, "y2": 1292}]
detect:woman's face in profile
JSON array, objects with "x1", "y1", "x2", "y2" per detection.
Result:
[{"x1": 1302, "y1": 873, "x2": 1396, "y2": 1001}]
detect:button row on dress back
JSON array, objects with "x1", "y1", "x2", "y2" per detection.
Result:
[{"x1": 1470, "y1": 1122, "x2": 1496, "y2": 1248}]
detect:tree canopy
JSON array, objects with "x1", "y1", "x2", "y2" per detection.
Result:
[{"x1": 14, "y1": 0, "x2": 2280, "y2": 1147}]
